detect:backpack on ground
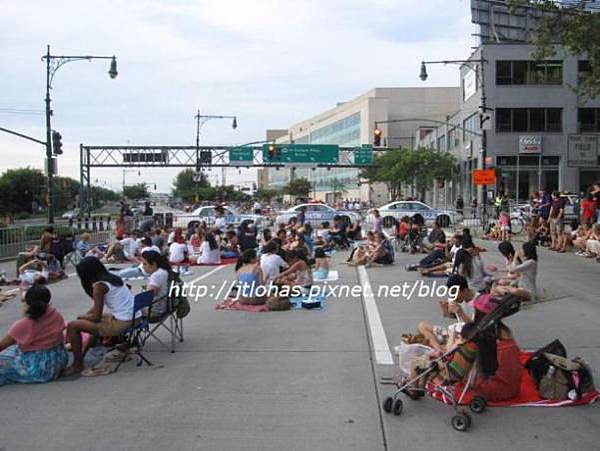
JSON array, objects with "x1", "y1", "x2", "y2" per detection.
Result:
[
  {"x1": 525, "y1": 339, "x2": 567, "y2": 385},
  {"x1": 538, "y1": 353, "x2": 596, "y2": 400},
  {"x1": 169, "y1": 272, "x2": 191, "y2": 319}
]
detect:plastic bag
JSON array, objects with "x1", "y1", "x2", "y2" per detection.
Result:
[{"x1": 394, "y1": 342, "x2": 433, "y2": 378}]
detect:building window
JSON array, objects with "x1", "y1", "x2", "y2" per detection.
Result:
[
  {"x1": 495, "y1": 60, "x2": 563, "y2": 85},
  {"x1": 462, "y1": 113, "x2": 481, "y2": 140},
  {"x1": 578, "y1": 108, "x2": 600, "y2": 132},
  {"x1": 496, "y1": 108, "x2": 562, "y2": 132}
]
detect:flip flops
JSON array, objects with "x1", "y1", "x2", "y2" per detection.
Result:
[{"x1": 81, "y1": 364, "x2": 114, "y2": 377}]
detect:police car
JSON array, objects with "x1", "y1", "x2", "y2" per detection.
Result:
[
  {"x1": 174, "y1": 205, "x2": 263, "y2": 230},
  {"x1": 275, "y1": 203, "x2": 361, "y2": 227},
  {"x1": 378, "y1": 201, "x2": 457, "y2": 228}
]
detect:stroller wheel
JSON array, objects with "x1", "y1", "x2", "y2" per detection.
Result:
[
  {"x1": 469, "y1": 396, "x2": 487, "y2": 414},
  {"x1": 451, "y1": 413, "x2": 471, "y2": 432},
  {"x1": 383, "y1": 397, "x2": 393, "y2": 413},
  {"x1": 393, "y1": 399, "x2": 403, "y2": 416}
]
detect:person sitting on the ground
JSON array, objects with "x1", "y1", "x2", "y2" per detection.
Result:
[
  {"x1": 140, "y1": 250, "x2": 173, "y2": 318},
  {"x1": 492, "y1": 241, "x2": 538, "y2": 301},
  {"x1": 238, "y1": 220, "x2": 258, "y2": 252},
  {"x1": 573, "y1": 223, "x2": 592, "y2": 253},
  {"x1": 300, "y1": 223, "x2": 315, "y2": 254},
  {"x1": 169, "y1": 236, "x2": 191, "y2": 275},
  {"x1": 275, "y1": 249, "x2": 313, "y2": 290},
  {"x1": 348, "y1": 231, "x2": 376, "y2": 265},
  {"x1": 417, "y1": 275, "x2": 474, "y2": 351},
  {"x1": 46, "y1": 255, "x2": 67, "y2": 281},
  {"x1": 63, "y1": 257, "x2": 138, "y2": 376},
  {"x1": 419, "y1": 234, "x2": 464, "y2": 277},
  {"x1": 18, "y1": 257, "x2": 49, "y2": 296},
  {"x1": 328, "y1": 215, "x2": 349, "y2": 249},
  {"x1": 151, "y1": 228, "x2": 165, "y2": 251},
  {"x1": 139, "y1": 236, "x2": 160, "y2": 255},
  {"x1": 260, "y1": 241, "x2": 289, "y2": 285},
  {"x1": 584, "y1": 223, "x2": 600, "y2": 258},
  {"x1": 396, "y1": 216, "x2": 411, "y2": 242},
  {"x1": 555, "y1": 219, "x2": 577, "y2": 253},
  {"x1": 313, "y1": 247, "x2": 330, "y2": 280},
  {"x1": 189, "y1": 230, "x2": 203, "y2": 254},
  {"x1": 423, "y1": 219, "x2": 446, "y2": 251},
  {"x1": 77, "y1": 233, "x2": 101, "y2": 259},
  {"x1": 197, "y1": 231, "x2": 221, "y2": 265},
  {"x1": 235, "y1": 249, "x2": 266, "y2": 305},
  {"x1": 259, "y1": 229, "x2": 272, "y2": 250},
  {"x1": 347, "y1": 219, "x2": 363, "y2": 241},
  {"x1": 364, "y1": 232, "x2": 394, "y2": 267},
  {"x1": 0, "y1": 284, "x2": 68, "y2": 386},
  {"x1": 471, "y1": 304, "x2": 523, "y2": 402},
  {"x1": 315, "y1": 221, "x2": 330, "y2": 246},
  {"x1": 39, "y1": 226, "x2": 55, "y2": 254},
  {"x1": 221, "y1": 230, "x2": 240, "y2": 259},
  {"x1": 104, "y1": 239, "x2": 128, "y2": 263},
  {"x1": 119, "y1": 233, "x2": 140, "y2": 262},
  {"x1": 458, "y1": 239, "x2": 490, "y2": 293}
]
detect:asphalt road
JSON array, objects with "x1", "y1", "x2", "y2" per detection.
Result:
[{"x1": 0, "y1": 244, "x2": 599, "y2": 450}]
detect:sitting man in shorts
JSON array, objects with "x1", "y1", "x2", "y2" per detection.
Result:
[{"x1": 417, "y1": 275, "x2": 474, "y2": 351}]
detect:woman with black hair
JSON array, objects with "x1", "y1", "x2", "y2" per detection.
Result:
[
  {"x1": 63, "y1": 257, "x2": 136, "y2": 375},
  {"x1": 235, "y1": 249, "x2": 265, "y2": 305},
  {"x1": 275, "y1": 248, "x2": 313, "y2": 289},
  {"x1": 141, "y1": 250, "x2": 173, "y2": 317},
  {"x1": 197, "y1": 231, "x2": 221, "y2": 264},
  {"x1": 0, "y1": 284, "x2": 68, "y2": 385},
  {"x1": 493, "y1": 241, "x2": 538, "y2": 301}
]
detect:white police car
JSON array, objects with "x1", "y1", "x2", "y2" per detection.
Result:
[
  {"x1": 174, "y1": 205, "x2": 263, "y2": 230},
  {"x1": 276, "y1": 203, "x2": 360, "y2": 227},
  {"x1": 378, "y1": 201, "x2": 457, "y2": 228}
]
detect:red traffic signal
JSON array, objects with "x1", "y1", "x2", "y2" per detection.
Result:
[{"x1": 373, "y1": 128, "x2": 382, "y2": 146}]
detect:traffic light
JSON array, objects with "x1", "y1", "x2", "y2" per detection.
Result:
[
  {"x1": 52, "y1": 131, "x2": 63, "y2": 155},
  {"x1": 373, "y1": 127, "x2": 382, "y2": 146},
  {"x1": 268, "y1": 143, "x2": 277, "y2": 160}
]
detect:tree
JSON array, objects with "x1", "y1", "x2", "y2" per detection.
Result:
[
  {"x1": 0, "y1": 167, "x2": 46, "y2": 214},
  {"x1": 255, "y1": 188, "x2": 280, "y2": 202},
  {"x1": 172, "y1": 169, "x2": 210, "y2": 203},
  {"x1": 508, "y1": 1, "x2": 600, "y2": 98},
  {"x1": 283, "y1": 177, "x2": 312, "y2": 198},
  {"x1": 54, "y1": 176, "x2": 81, "y2": 211},
  {"x1": 123, "y1": 183, "x2": 149, "y2": 200},
  {"x1": 360, "y1": 148, "x2": 457, "y2": 200}
]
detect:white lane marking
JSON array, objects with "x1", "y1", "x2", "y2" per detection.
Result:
[
  {"x1": 357, "y1": 266, "x2": 394, "y2": 365},
  {"x1": 189, "y1": 265, "x2": 227, "y2": 284}
]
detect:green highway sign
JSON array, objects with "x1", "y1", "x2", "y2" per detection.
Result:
[
  {"x1": 263, "y1": 144, "x2": 339, "y2": 164},
  {"x1": 354, "y1": 144, "x2": 374, "y2": 165},
  {"x1": 229, "y1": 147, "x2": 254, "y2": 163}
]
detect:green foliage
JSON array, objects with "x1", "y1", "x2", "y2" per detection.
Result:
[
  {"x1": 172, "y1": 169, "x2": 210, "y2": 202},
  {"x1": 360, "y1": 148, "x2": 456, "y2": 199},
  {"x1": 123, "y1": 183, "x2": 149, "y2": 200},
  {"x1": 0, "y1": 167, "x2": 46, "y2": 214},
  {"x1": 283, "y1": 178, "x2": 312, "y2": 197},
  {"x1": 255, "y1": 188, "x2": 280, "y2": 202},
  {"x1": 508, "y1": 0, "x2": 600, "y2": 99}
]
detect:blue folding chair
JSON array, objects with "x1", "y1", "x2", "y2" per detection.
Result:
[{"x1": 114, "y1": 290, "x2": 154, "y2": 371}]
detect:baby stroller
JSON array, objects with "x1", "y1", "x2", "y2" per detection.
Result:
[{"x1": 382, "y1": 294, "x2": 522, "y2": 431}]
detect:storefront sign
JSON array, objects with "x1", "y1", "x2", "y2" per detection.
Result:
[
  {"x1": 568, "y1": 134, "x2": 599, "y2": 168},
  {"x1": 519, "y1": 135, "x2": 542, "y2": 154},
  {"x1": 472, "y1": 168, "x2": 496, "y2": 185}
]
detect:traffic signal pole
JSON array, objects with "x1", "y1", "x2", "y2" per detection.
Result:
[{"x1": 45, "y1": 45, "x2": 55, "y2": 224}]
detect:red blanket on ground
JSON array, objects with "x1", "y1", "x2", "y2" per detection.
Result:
[{"x1": 430, "y1": 351, "x2": 600, "y2": 407}]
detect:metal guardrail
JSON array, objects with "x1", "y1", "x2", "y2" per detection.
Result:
[{"x1": 0, "y1": 217, "x2": 113, "y2": 261}]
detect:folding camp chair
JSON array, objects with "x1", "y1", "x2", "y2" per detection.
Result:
[
  {"x1": 114, "y1": 290, "x2": 154, "y2": 371},
  {"x1": 145, "y1": 295, "x2": 184, "y2": 353}
]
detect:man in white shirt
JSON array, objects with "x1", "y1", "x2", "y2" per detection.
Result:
[
  {"x1": 120, "y1": 235, "x2": 140, "y2": 261},
  {"x1": 253, "y1": 201, "x2": 262, "y2": 215},
  {"x1": 260, "y1": 242, "x2": 289, "y2": 284}
]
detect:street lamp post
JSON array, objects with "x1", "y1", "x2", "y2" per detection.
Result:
[
  {"x1": 194, "y1": 110, "x2": 238, "y2": 195},
  {"x1": 419, "y1": 55, "x2": 491, "y2": 225},
  {"x1": 42, "y1": 44, "x2": 118, "y2": 224}
]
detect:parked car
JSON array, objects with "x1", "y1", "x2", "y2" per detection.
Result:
[
  {"x1": 61, "y1": 209, "x2": 80, "y2": 220},
  {"x1": 275, "y1": 203, "x2": 361, "y2": 227},
  {"x1": 378, "y1": 201, "x2": 458, "y2": 228},
  {"x1": 173, "y1": 205, "x2": 263, "y2": 230}
]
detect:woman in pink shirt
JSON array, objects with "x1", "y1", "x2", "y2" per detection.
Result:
[{"x1": 0, "y1": 284, "x2": 68, "y2": 386}]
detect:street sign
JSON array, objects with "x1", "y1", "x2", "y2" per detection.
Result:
[
  {"x1": 193, "y1": 171, "x2": 204, "y2": 182},
  {"x1": 568, "y1": 134, "x2": 599, "y2": 168},
  {"x1": 262, "y1": 144, "x2": 339, "y2": 164},
  {"x1": 353, "y1": 144, "x2": 374, "y2": 165},
  {"x1": 472, "y1": 168, "x2": 496, "y2": 185},
  {"x1": 519, "y1": 135, "x2": 542, "y2": 154},
  {"x1": 229, "y1": 147, "x2": 254, "y2": 164}
]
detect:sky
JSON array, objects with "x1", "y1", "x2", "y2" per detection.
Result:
[{"x1": 0, "y1": 0, "x2": 475, "y2": 193}]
